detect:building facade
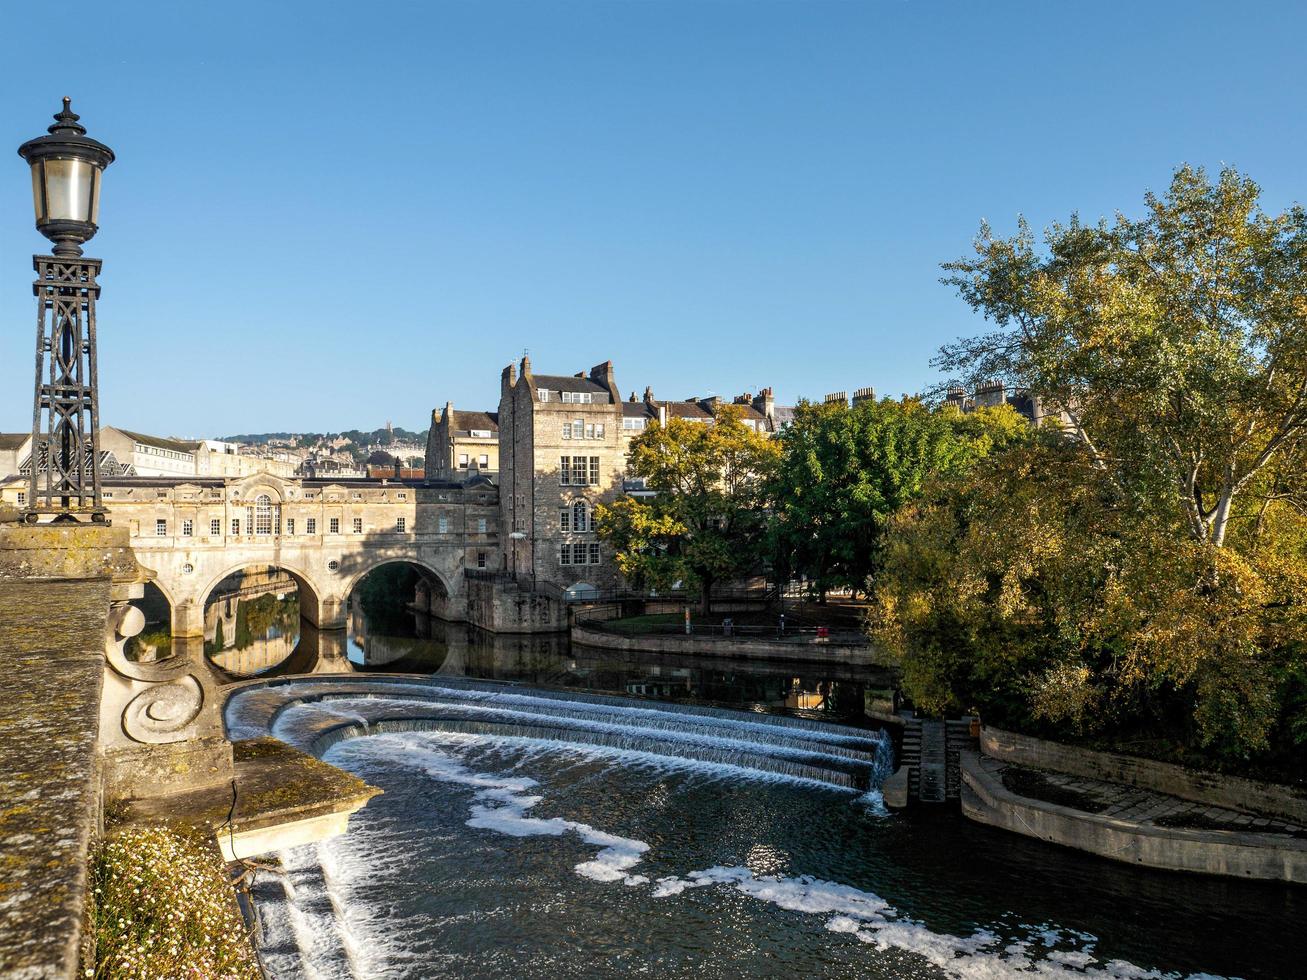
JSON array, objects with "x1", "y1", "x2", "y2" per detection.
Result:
[
  {"x1": 493, "y1": 357, "x2": 785, "y2": 597},
  {"x1": 425, "y1": 402, "x2": 499, "y2": 480}
]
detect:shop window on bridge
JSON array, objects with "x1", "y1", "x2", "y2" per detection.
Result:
[
  {"x1": 329, "y1": 517, "x2": 340, "y2": 534},
  {"x1": 438, "y1": 516, "x2": 449, "y2": 533},
  {"x1": 477, "y1": 551, "x2": 487, "y2": 568},
  {"x1": 286, "y1": 518, "x2": 295, "y2": 535},
  {"x1": 396, "y1": 517, "x2": 406, "y2": 532},
  {"x1": 210, "y1": 518, "x2": 220, "y2": 536},
  {"x1": 477, "y1": 518, "x2": 487, "y2": 533},
  {"x1": 155, "y1": 519, "x2": 167, "y2": 536},
  {"x1": 353, "y1": 517, "x2": 363, "y2": 533},
  {"x1": 307, "y1": 518, "x2": 317, "y2": 534},
  {"x1": 232, "y1": 518, "x2": 240, "y2": 535},
  {"x1": 182, "y1": 519, "x2": 193, "y2": 537}
]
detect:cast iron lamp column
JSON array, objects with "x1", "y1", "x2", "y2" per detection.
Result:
[{"x1": 17, "y1": 98, "x2": 116, "y2": 523}]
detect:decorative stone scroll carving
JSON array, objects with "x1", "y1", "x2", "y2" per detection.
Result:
[
  {"x1": 104, "y1": 598, "x2": 205, "y2": 744},
  {"x1": 121, "y1": 675, "x2": 204, "y2": 743}
]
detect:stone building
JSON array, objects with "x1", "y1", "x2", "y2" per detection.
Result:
[
  {"x1": 0, "y1": 433, "x2": 32, "y2": 481},
  {"x1": 943, "y1": 382, "x2": 1069, "y2": 428},
  {"x1": 498, "y1": 357, "x2": 626, "y2": 596},
  {"x1": 494, "y1": 357, "x2": 785, "y2": 597},
  {"x1": 99, "y1": 427, "x2": 202, "y2": 477},
  {"x1": 425, "y1": 402, "x2": 499, "y2": 480}
]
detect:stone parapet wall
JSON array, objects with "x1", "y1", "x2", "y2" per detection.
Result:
[
  {"x1": 961, "y1": 751, "x2": 1307, "y2": 883},
  {"x1": 981, "y1": 725, "x2": 1307, "y2": 824}
]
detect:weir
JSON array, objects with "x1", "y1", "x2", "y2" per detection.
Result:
[{"x1": 230, "y1": 677, "x2": 895, "y2": 793}]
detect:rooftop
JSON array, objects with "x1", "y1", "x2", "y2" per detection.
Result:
[{"x1": 111, "y1": 427, "x2": 204, "y2": 454}]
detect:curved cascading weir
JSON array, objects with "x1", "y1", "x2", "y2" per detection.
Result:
[
  {"x1": 291, "y1": 690, "x2": 885, "y2": 761},
  {"x1": 224, "y1": 678, "x2": 1245, "y2": 980},
  {"x1": 245, "y1": 680, "x2": 894, "y2": 791},
  {"x1": 310, "y1": 716, "x2": 866, "y2": 789}
]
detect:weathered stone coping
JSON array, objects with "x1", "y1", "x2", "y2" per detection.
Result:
[
  {"x1": 0, "y1": 578, "x2": 110, "y2": 980},
  {"x1": 961, "y1": 751, "x2": 1307, "y2": 884},
  {"x1": 113, "y1": 738, "x2": 380, "y2": 861},
  {"x1": 981, "y1": 725, "x2": 1307, "y2": 824},
  {"x1": 571, "y1": 623, "x2": 889, "y2": 667}
]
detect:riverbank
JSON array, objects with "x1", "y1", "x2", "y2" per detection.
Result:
[
  {"x1": 572, "y1": 620, "x2": 886, "y2": 667},
  {"x1": 960, "y1": 726, "x2": 1307, "y2": 883}
]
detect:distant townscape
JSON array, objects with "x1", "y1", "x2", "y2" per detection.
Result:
[{"x1": 0, "y1": 421, "x2": 428, "y2": 483}]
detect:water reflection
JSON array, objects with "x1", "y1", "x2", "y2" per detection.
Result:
[
  {"x1": 203, "y1": 568, "x2": 301, "y2": 678},
  {"x1": 345, "y1": 600, "x2": 895, "y2": 727},
  {"x1": 132, "y1": 567, "x2": 896, "y2": 725}
]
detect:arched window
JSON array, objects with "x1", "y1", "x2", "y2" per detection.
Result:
[
  {"x1": 253, "y1": 494, "x2": 276, "y2": 535},
  {"x1": 573, "y1": 499, "x2": 590, "y2": 533}
]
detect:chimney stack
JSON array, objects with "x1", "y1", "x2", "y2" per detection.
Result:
[{"x1": 852, "y1": 387, "x2": 875, "y2": 406}]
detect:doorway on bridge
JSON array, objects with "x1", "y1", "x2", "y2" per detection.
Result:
[
  {"x1": 347, "y1": 562, "x2": 449, "y2": 670},
  {"x1": 202, "y1": 565, "x2": 307, "y2": 679}
]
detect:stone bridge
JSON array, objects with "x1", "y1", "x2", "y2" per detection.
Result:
[{"x1": 103, "y1": 472, "x2": 502, "y2": 636}]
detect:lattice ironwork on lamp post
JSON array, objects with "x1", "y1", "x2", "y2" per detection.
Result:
[{"x1": 17, "y1": 98, "x2": 116, "y2": 523}]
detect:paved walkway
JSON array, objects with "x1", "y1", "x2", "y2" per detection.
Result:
[{"x1": 977, "y1": 753, "x2": 1307, "y2": 837}]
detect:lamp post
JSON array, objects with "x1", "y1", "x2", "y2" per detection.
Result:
[{"x1": 17, "y1": 98, "x2": 116, "y2": 522}]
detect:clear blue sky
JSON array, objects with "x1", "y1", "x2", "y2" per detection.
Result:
[{"x1": 2, "y1": 1, "x2": 1303, "y2": 437}]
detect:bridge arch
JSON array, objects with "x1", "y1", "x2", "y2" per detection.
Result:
[
  {"x1": 196, "y1": 557, "x2": 323, "y2": 619},
  {"x1": 197, "y1": 561, "x2": 320, "y2": 681},
  {"x1": 339, "y1": 555, "x2": 453, "y2": 605}
]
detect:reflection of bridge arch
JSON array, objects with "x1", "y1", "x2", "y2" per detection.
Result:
[{"x1": 197, "y1": 559, "x2": 322, "y2": 620}]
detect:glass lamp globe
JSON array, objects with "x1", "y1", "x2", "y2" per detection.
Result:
[{"x1": 17, "y1": 98, "x2": 115, "y2": 257}]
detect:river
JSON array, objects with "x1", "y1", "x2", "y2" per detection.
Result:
[{"x1": 200, "y1": 582, "x2": 1306, "y2": 980}]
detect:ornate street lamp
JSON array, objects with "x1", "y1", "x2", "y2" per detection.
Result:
[{"x1": 17, "y1": 98, "x2": 116, "y2": 522}]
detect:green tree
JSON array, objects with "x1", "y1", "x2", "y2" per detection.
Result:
[
  {"x1": 770, "y1": 397, "x2": 1027, "y2": 600},
  {"x1": 872, "y1": 166, "x2": 1307, "y2": 767},
  {"x1": 938, "y1": 165, "x2": 1307, "y2": 547},
  {"x1": 871, "y1": 438, "x2": 1307, "y2": 766},
  {"x1": 596, "y1": 405, "x2": 779, "y2": 612}
]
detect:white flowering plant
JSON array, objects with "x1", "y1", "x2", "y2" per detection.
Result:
[{"x1": 88, "y1": 825, "x2": 259, "y2": 980}]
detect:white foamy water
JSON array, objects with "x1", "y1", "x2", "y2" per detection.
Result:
[
  {"x1": 325, "y1": 730, "x2": 1225, "y2": 980},
  {"x1": 646, "y1": 866, "x2": 1228, "y2": 980},
  {"x1": 239, "y1": 688, "x2": 1237, "y2": 980},
  {"x1": 339, "y1": 734, "x2": 653, "y2": 887}
]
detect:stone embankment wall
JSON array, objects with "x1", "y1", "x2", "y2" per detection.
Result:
[
  {"x1": 981, "y1": 726, "x2": 1307, "y2": 824},
  {"x1": 571, "y1": 623, "x2": 881, "y2": 666},
  {"x1": 467, "y1": 577, "x2": 566, "y2": 633},
  {"x1": 961, "y1": 751, "x2": 1307, "y2": 883}
]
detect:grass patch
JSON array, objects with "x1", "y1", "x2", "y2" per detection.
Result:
[{"x1": 88, "y1": 825, "x2": 259, "y2": 979}]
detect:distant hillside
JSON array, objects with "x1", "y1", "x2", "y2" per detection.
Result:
[{"x1": 219, "y1": 427, "x2": 428, "y2": 446}]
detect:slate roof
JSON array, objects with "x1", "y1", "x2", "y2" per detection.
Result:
[
  {"x1": 666, "y1": 401, "x2": 714, "y2": 420},
  {"x1": 531, "y1": 374, "x2": 612, "y2": 400},
  {"x1": 114, "y1": 428, "x2": 203, "y2": 453},
  {"x1": 619, "y1": 399, "x2": 772, "y2": 424},
  {"x1": 0, "y1": 433, "x2": 30, "y2": 451},
  {"x1": 450, "y1": 410, "x2": 499, "y2": 433}
]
